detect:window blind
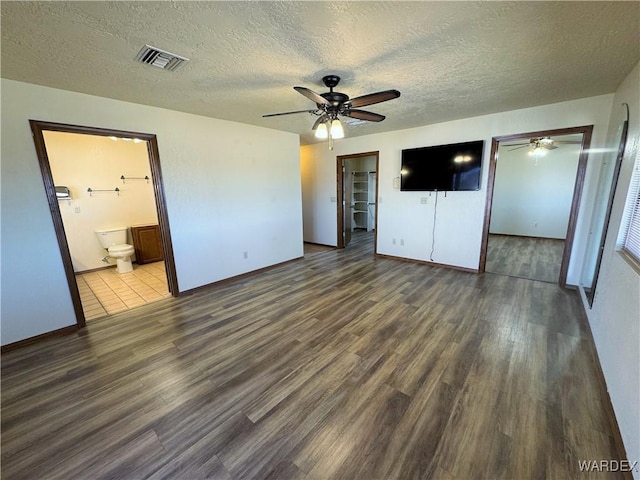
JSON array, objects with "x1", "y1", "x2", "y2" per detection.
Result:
[{"x1": 619, "y1": 153, "x2": 640, "y2": 264}]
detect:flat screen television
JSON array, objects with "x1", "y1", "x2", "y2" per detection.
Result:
[{"x1": 401, "y1": 140, "x2": 484, "y2": 191}]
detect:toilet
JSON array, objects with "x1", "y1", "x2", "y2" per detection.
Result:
[{"x1": 95, "y1": 227, "x2": 135, "y2": 273}]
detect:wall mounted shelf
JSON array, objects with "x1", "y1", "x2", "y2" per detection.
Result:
[
  {"x1": 120, "y1": 175, "x2": 150, "y2": 183},
  {"x1": 87, "y1": 187, "x2": 120, "y2": 196}
]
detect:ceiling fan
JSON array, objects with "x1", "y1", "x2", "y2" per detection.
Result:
[
  {"x1": 505, "y1": 137, "x2": 581, "y2": 153},
  {"x1": 263, "y1": 75, "x2": 400, "y2": 146}
]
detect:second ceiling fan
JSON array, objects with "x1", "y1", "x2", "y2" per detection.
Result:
[
  {"x1": 505, "y1": 137, "x2": 581, "y2": 153},
  {"x1": 263, "y1": 75, "x2": 401, "y2": 142}
]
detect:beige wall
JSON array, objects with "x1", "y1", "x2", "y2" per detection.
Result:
[{"x1": 46, "y1": 132, "x2": 158, "y2": 271}]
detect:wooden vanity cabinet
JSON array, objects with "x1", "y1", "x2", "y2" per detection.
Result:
[{"x1": 131, "y1": 225, "x2": 164, "y2": 264}]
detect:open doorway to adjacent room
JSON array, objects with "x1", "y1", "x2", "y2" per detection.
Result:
[
  {"x1": 480, "y1": 126, "x2": 593, "y2": 287},
  {"x1": 337, "y1": 151, "x2": 379, "y2": 252},
  {"x1": 31, "y1": 120, "x2": 179, "y2": 328}
]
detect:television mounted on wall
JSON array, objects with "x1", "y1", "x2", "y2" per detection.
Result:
[{"x1": 400, "y1": 140, "x2": 484, "y2": 191}]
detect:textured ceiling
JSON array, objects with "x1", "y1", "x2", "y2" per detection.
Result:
[{"x1": 2, "y1": 1, "x2": 639, "y2": 145}]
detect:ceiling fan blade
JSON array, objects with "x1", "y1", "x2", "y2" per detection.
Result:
[
  {"x1": 262, "y1": 109, "x2": 317, "y2": 118},
  {"x1": 554, "y1": 141, "x2": 582, "y2": 144},
  {"x1": 346, "y1": 89, "x2": 400, "y2": 108},
  {"x1": 543, "y1": 144, "x2": 559, "y2": 150},
  {"x1": 312, "y1": 114, "x2": 329, "y2": 130},
  {"x1": 345, "y1": 109, "x2": 386, "y2": 122},
  {"x1": 507, "y1": 145, "x2": 530, "y2": 151},
  {"x1": 294, "y1": 86, "x2": 330, "y2": 105}
]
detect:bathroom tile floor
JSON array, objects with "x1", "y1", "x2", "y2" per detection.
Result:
[{"x1": 76, "y1": 261, "x2": 170, "y2": 321}]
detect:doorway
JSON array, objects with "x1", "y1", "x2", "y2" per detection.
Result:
[
  {"x1": 30, "y1": 120, "x2": 179, "y2": 328},
  {"x1": 337, "y1": 151, "x2": 379, "y2": 251},
  {"x1": 479, "y1": 125, "x2": 593, "y2": 287}
]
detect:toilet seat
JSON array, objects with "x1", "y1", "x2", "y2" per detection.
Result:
[{"x1": 108, "y1": 244, "x2": 134, "y2": 255}]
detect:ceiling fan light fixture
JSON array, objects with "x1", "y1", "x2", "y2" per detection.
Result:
[
  {"x1": 263, "y1": 75, "x2": 400, "y2": 149},
  {"x1": 330, "y1": 119, "x2": 344, "y2": 139},
  {"x1": 315, "y1": 122, "x2": 328, "y2": 139},
  {"x1": 529, "y1": 145, "x2": 546, "y2": 156}
]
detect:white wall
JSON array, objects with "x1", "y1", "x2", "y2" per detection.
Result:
[
  {"x1": 490, "y1": 145, "x2": 581, "y2": 238},
  {"x1": 581, "y1": 63, "x2": 640, "y2": 478},
  {"x1": 45, "y1": 132, "x2": 158, "y2": 272},
  {"x1": 1, "y1": 79, "x2": 302, "y2": 345},
  {"x1": 301, "y1": 95, "x2": 613, "y2": 279},
  {"x1": 355, "y1": 155, "x2": 376, "y2": 172},
  {"x1": 301, "y1": 147, "x2": 335, "y2": 244}
]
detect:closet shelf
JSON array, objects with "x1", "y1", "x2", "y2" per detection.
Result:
[{"x1": 351, "y1": 170, "x2": 376, "y2": 232}]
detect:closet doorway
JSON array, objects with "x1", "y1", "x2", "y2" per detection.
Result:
[
  {"x1": 479, "y1": 125, "x2": 593, "y2": 287},
  {"x1": 30, "y1": 120, "x2": 178, "y2": 328},
  {"x1": 337, "y1": 151, "x2": 379, "y2": 252}
]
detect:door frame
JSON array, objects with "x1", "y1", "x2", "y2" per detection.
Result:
[
  {"x1": 30, "y1": 120, "x2": 179, "y2": 328},
  {"x1": 336, "y1": 151, "x2": 379, "y2": 251},
  {"x1": 479, "y1": 125, "x2": 593, "y2": 288}
]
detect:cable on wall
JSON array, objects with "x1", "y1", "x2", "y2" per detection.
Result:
[{"x1": 430, "y1": 190, "x2": 438, "y2": 261}]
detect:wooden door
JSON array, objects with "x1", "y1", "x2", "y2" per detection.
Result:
[
  {"x1": 368, "y1": 172, "x2": 376, "y2": 232},
  {"x1": 343, "y1": 164, "x2": 353, "y2": 247}
]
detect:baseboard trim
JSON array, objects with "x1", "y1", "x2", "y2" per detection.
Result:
[
  {"x1": 76, "y1": 261, "x2": 149, "y2": 275},
  {"x1": 76, "y1": 264, "x2": 116, "y2": 275},
  {"x1": 303, "y1": 241, "x2": 337, "y2": 249},
  {"x1": 1, "y1": 325, "x2": 78, "y2": 354},
  {"x1": 181, "y1": 256, "x2": 304, "y2": 296},
  {"x1": 2, "y1": 258, "x2": 304, "y2": 352},
  {"x1": 488, "y1": 232, "x2": 566, "y2": 241},
  {"x1": 374, "y1": 253, "x2": 479, "y2": 274},
  {"x1": 577, "y1": 304, "x2": 634, "y2": 480}
]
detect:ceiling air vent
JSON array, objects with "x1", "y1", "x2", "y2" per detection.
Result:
[{"x1": 135, "y1": 45, "x2": 189, "y2": 71}]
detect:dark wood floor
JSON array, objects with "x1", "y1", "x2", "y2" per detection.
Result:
[
  {"x1": 1, "y1": 231, "x2": 624, "y2": 479},
  {"x1": 486, "y1": 234, "x2": 565, "y2": 283}
]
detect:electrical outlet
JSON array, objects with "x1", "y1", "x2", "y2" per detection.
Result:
[
  {"x1": 243, "y1": 251, "x2": 248, "y2": 259},
  {"x1": 392, "y1": 238, "x2": 396, "y2": 245},
  {"x1": 74, "y1": 206, "x2": 81, "y2": 213},
  {"x1": 420, "y1": 197, "x2": 428, "y2": 204},
  {"x1": 330, "y1": 196, "x2": 337, "y2": 203},
  {"x1": 533, "y1": 222, "x2": 538, "y2": 228}
]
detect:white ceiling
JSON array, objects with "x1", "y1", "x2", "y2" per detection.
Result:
[{"x1": 2, "y1": 1, "x2": 638, "y2": 145}]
